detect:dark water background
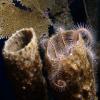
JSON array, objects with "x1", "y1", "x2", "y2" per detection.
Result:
[{"x1": 0, "y1": 38, "x2": 16, "y2": 100}]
